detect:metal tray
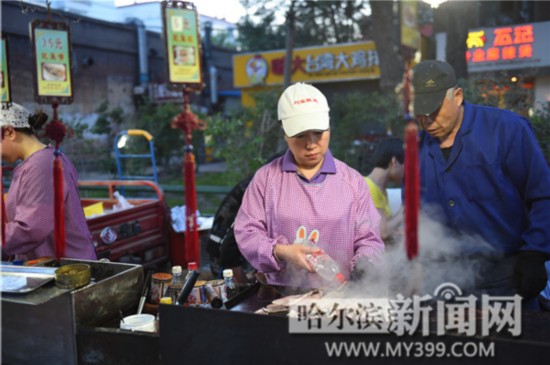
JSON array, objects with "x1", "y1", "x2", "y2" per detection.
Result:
[{"x1": 0, "y1": 265, "x2": 57, "y2": 293}]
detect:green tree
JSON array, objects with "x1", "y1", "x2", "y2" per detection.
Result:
[
  {"x1": 237, "y1": 0, "x2": 367, "y2": 51},
  {"x1": 206, "y1": 89, "x2": 282, "y2": 182},
  {"x1": 463, "y1": 73, "x2": 531, "y2": 115},
  {"x1": 293, "y1": 1, "x2": 366, "y2": 45},
  {"x1": 91, "y1": 100, "x2": 202, "y2": 178},
  {"x1": 462, "y1": 73, "x2": 550, "y2": 162},
  {"x1": 531, "y1": 105, "x2": 550, "y2": 163},
  {"x1": 238, "y1": 12, "x2": 286, "y2": 51},
  {"x1": 131, "y1": 102, "x2": 187, "y2": 168},
  {"x1": 206, "y1": 88, "x2": 404, "y2": 180},
  {"x1": 91, "y1": 101, "x2": 126, "y2": 141},
  {"x1": 330, "y1": 91, "x2": 402, "y2": 174}
]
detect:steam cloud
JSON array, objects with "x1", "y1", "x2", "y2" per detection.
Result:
[{"x1": 342, "y1": 211, "x2": 501, "y2": 299}]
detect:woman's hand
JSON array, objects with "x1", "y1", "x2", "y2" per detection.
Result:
[{"x1": 274, "y1": 244, "x2": 322, "y2": 272}]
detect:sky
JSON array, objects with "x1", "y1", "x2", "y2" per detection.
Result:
[
  {"x1": 114, "y1": 0, "x2": 449, "y2": 25},
  {"x1": 22, "y1": 0, "x2": 449, "y2": 27},
  {"x1": 115, "y1": 0, "x2": 247, "y2": 23}
]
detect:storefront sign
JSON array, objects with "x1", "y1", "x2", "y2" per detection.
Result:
[
  {"x1": 30, "y1": 20, "x2": 73, "y2": 104},
  {"x1": 1, "y1": 36, "x2": 11, "y2": 104},
  {"x1": 162, "y1": 1, "x2": 202, "y2": 86},
  {"x1": 466, "y1": 21, "x2": 550, "y2": 72},
  {"x1": 234, "y1": 41, "x2": 380, "y2": 88}
]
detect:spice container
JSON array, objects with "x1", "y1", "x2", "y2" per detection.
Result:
[{"x1": 150, "y1": 272, "x2": 172, "y2": 304}]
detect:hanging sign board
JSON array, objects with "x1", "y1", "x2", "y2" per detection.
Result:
[
  {"x1": 30, "y1": 20, "x2": 73, "y2": 104},
  {"x1": 1, "y1": 35, "x2": 12, "y2": 104},
  {"x1": 162, "y1": 1, "x2": 202, "y2": 87},
  {"x1": 400, "y1": 0, "x2": 420, "y2": 51}
]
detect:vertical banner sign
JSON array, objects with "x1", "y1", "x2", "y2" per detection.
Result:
[
  {"x1": 401, "y1": 0, "x2": 420, "y2": 51},
  {"x1": 1, "y1": 36, "x2": 12, "y2": 103},
  {"x1": 162, "y1": 2, "x2": 202, "y2": 85},
  {"x1": 30, "y1": 20, "x2": 73, "y2": 104}
]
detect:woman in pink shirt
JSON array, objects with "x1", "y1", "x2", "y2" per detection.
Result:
[
  {"x1": 234, "y1": 83, "x2": 384, "y2": 288},
  {"x1": 1, "y1": 103, "x2": 97, "y2": 261}
]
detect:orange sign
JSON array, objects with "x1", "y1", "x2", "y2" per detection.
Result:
[{"x1": 466, "y1": 22, "x2": 549, "y2": 72}]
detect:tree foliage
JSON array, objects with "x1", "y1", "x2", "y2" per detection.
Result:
[
  {"x1": 91, "y1": 101, "x2": 125, "y2": 140},
  {"x1": 237, "y1": 11, "x2": 286, "y2": 51},
  {"x1": 91, "y1": 101, "x2": 198, "y2": 177},
  {"x1": 205, "y1": 88, "x2": 404, "y2": 179},
  {"x1": 237, "y1": 0, "x2": 367, "y2": 51},
  {"x1": 531, "y1": 105, "x2": 550, "y2": 163},
  {"x1": 330, "y1": 91, "x2": 403, "y2": 174},
  {"x1": 130, "y1": 102, "x2": 187, "y2": 167},
  {"x1": 463, "y1": 73, "x2": 550, "y2": 162},
  {"x1": 205, "y1": 89, "x2": 283, "y2": 182}
]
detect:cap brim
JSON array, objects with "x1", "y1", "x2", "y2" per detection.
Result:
[
  {"x1": 281, "y1": 112, "x2": 329, "y2": 137},
  {"x1": 414, "y1": 89, "x2": 447, "y2": 116}
]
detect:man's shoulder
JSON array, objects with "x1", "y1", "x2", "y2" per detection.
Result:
[{"x1": 467, "y1": 102, "x2": 532, "y2": 133}]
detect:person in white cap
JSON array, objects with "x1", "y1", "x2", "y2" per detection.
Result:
[
  {"x1": 1, "y1": 103, "x2": 97, "y2": 261},
  {"x1": 234, "y1": 83, "x2": 384, "y2": 289}
]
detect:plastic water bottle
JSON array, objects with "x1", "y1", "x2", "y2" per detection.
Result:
[
  {"x1": 171, "y1": 265, "x2": 184, "y2": 285},
  {"x1": 223, "y1": 269, "x2": 238, "y2": 300},
  {"x1": 306, "y1": 251, "x2": 347, "y2": 286},
  {"x1": 113, "y1": 191, "x2": 133, "y2": 210},
  {"x1": 184, "y1": 262, "x2": 198, "y2": 280}
]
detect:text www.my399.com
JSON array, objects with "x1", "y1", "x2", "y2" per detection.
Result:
[{"x1": 325, "y1": 341, "x2": 495, "y2": 359}]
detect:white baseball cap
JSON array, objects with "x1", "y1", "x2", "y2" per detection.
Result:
[
  {"x1": 0, "y1": 103, "x2": 32, "y2": 128},
  {"x1": 277, "y1": 83, "x2": 330, "y2": 137}
]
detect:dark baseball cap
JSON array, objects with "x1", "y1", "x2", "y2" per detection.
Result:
[{"x1": 412, "y1": 60, "x2": 457, "y2": 115}]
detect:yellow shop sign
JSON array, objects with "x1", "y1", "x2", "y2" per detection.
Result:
[{"x1": 233, "y1": 41, "x2": 380, "y2": 88}]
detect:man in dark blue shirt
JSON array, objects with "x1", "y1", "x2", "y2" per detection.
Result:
[{"x1": 412, "y1": 60, "x2": 550, "y2": 306}]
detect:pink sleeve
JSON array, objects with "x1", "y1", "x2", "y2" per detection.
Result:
[{"x1": 234, "y1": 171, "x2": 289, "y2": 273}]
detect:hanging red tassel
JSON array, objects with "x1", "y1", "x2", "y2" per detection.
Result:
[
  {"x1": 53, "y1": 154, "x2": 66, "y2": 259},
  {"x1": 45, "y1": 102, "x2": 68, "y2": 260},
  {"x1": 171, "y1": 91, "x2": 206, "y2": 265},
  {"x1": 404, "y1": 121, "x2": 419, "y2": 260},
  {"x1": 184, "y1": 148, "x2": 199, "y2": 264}
]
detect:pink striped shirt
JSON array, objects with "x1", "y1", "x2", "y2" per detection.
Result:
[
  {"x1": 4, "y1": 147, "x2": 97, "y2": 261},
  {"x1": 234, "y1": 150, "x2": 384, "y2": 288}
]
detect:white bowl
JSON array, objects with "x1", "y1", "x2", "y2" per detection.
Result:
[{"x1": 120, "y1": 314, "x2": 156, "y2": 333}]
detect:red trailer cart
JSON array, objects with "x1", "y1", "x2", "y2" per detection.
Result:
[{"x1": 79, "y1": 180, "x2": 170, "y2": 269}]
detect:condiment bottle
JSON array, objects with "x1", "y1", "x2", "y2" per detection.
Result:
[
  {"x1": 223, "y1": 269, "x2": 238, "y2": 300},
  {"x1": 171, "y1": 265, "x2": 184, "y2": 285},
  {"x1": 184, "y1": 262, "x2": 198, "y2": 280}
]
